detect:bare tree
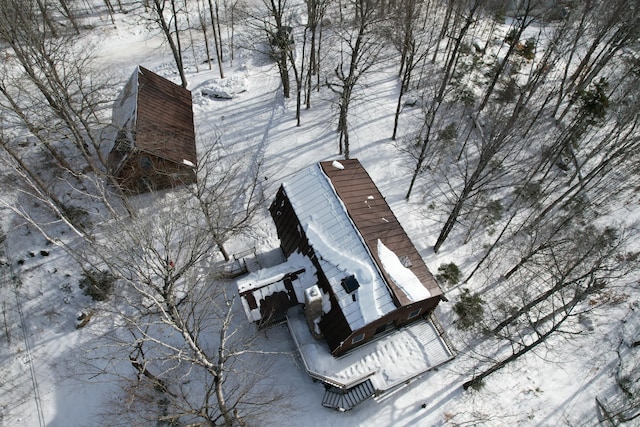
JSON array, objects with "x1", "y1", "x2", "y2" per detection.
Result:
[
  {"x1": 186, "y1": 144, "x2": 264, "y2": 261},
  {"x1": 3, "y1": 135, "x2": 279, "y2": 424},
  {"x1": 288, "y1": 25, "x2": 307, "y2": 126},
  {"x1": 463, "y1": 225, "x2": 638, "y2": 389},
  {"x1": 208, "y1": 0, "x2": 225, "y2": 78},
  {"x1": 0, "y1": 0, "x2": 133, "y2": 231},
  {"x1": 327, "y1": 0, "x2": 385, "y2": 159},
  {"x1": 476, "y1": 0, "x2": 535, "y2": 113},
  {"x1": 197, "y1": 0, "x2": 213, "y2": 70},
  {"x1": 90, "y1": 193, "x2": 290, "y2": 426},
  {"x1": 304, "y1": 0, "x2": 330, "y2": 108},
  {"x1": 404, "y1": 0, "x2": 483, "y2": 200},
  {"x1": 389, "y1": 0, "x2": 435, "y2": 140},
  {"x1": 554, "y1": 0, "x2": 640, "y2": 121},
  {"x1": 262, "y1": 0, "x2": 294, "y2": 98},
  {"x1": 148, "y1": 0, "x2": 189, "y2": 88}
]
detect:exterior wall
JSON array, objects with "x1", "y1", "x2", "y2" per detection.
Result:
[
  {"x1": 269, "y1": 186, "x2": 306, "y2": 257},
  {"x1": 331, "y1": 297, "x2": 440, "y2": 357},
  {"x1": 115, "y1": 152, "x2": 196, "y2": 193}
]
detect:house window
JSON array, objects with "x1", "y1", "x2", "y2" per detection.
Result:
[
  {"x1": 375, "y1": 320, "x2": 395, "y2": 336},
  {"x1": 407, "y1": 308, "x2": 422, "y2": 320},
  {"x1": 351, "y1": 333, "x2": 365, "y2": 345},
  {"x1": 114, "y1": 130, "x2": 133, "y2": 153}
]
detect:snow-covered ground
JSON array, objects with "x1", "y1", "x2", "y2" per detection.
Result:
[{"x1": 1, "y1": 3, "x2": 639, "y2": 427}]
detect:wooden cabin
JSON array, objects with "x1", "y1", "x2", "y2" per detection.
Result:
[
  {"x1": 108, "y1": 66, "x2": 197, "y2": 193},
  {"x1": 267, "y1": 159, "x2": 444, "y2": 357}
]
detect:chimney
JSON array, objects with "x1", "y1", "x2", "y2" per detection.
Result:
[{"x1": 304, "y1": 285, "x2": 323, "y2": 339}]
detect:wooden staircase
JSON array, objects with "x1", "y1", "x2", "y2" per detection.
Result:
[{"x1": 321, "y1": 379, "x2": 376, "y2": 411}]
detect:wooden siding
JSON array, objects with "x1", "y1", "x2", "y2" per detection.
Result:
[
  {"x1": 331, "y1": 296, "x2": 440, "y2": 356},
  {"x1": 269, "y1": 186, "x2": 304, "y2": 257},
  {"x1": 269, "y1": 161, "x2": 444, "y2": 357},
  {"x1": 270, "y1": 185, "x2": 353, "y2": 351},
  {"x1": 109, "y1": 66, "x2": 197, "y2": 194},
  {"x1": 115, "y1": 152, "x2": 196, "y2": 193}
]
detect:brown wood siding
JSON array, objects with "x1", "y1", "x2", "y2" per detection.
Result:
[
  {"x1": 320, "y1": 160, "x2": 442, "y2": 306},
  {"x1": 269, "y1": 186, "x2": 304, "y2": 257},
  {"x1": 331, "y1": 297, "x2": 440, "y2": 357},
  {"x1": 312, "y1": 254, "x2": 352, "y2": 352},
  {"x1": 109, "y1": 66, "x2": 197, "y2": 194},
  {"x1": 116, "y1": 153, "x2": 196, "y2": 193}
]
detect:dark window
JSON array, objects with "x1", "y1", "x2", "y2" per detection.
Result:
[
  {"x1": 351, "y1": 333, "x2": 365, "y2": 345},
  {"x1": 375, "y1": 320, "x2": 395, "y2": 336},
  {"x1": 408, "y1": 308, "x2": 422, "y2": 320},
  {"x1": 114, "y1": 130, "x2": 133, "y2": 153},
  {"x1": 341, "y1": 275, "x2": 360, "y2": 293}
]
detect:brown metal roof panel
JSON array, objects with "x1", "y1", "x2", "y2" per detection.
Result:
[
  {"x1": 320, "y1": 159, "x2": 442, "y2": 304},
  {"x1": 134, "y1": 66, "x2": 196, "y2": 166}
]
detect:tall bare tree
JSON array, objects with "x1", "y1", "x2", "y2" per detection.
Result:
[
  {"x1": 90, "y1": 191, "x2": 288, "y2": 426},
  {"x1": 304, "y1": 0, "x2": 330, "y2": 108},
  {"x1": 404, "y1": 0, "x2": 483, "y2": 200},
  {"x1": 327, "y1": 0, "x2": 385, "y2": 159},
  {"x1": 148, "y1": 0, "x2": 189, "y2": 88}
]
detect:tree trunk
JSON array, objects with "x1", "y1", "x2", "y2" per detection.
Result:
[
  {"x1": 208, "y1": 0, "x2": 224, "y2": 78},
  {"x1": 170, "y1": 0, "x2": 188, "y2": 88},
  {"x1": 405, "y1": 1, "x2": 479, "y2": 200},
  {"x1": 463, "y1": 311, "x2": 570, "y2": 390}
]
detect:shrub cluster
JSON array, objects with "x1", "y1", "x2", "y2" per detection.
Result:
[{"x1": 79, "y1": 269, "x2": 115, "y2": 301}]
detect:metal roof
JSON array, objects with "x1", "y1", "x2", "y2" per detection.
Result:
[
  {"x1": 117, "y1": 66, "x2": 197, "y2": 166},
  {"x1": 280, "y1": 159, "x2": 441, "y2": 330},
  {"x1": 319, "y1": 159, "x2": 442, "y2": 304},
  {"x1": 282, "y1": 163, "x2": 397, "y2": 331}
]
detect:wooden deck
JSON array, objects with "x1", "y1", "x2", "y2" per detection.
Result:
[{"x1": 286, "y1": 305, "x2": 456, "y2": 408}]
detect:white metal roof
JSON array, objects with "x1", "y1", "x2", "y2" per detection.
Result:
[{"x1": 282, "y1": 163, "x2": 397, "y2": 330}]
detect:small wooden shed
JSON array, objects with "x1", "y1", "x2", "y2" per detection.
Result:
[
  {"x1": 269, "y1": 159, "x2": 444, "y2": 357},
  {"x1": 108, "y1": 66, "x2": 197, "y2": 193}
]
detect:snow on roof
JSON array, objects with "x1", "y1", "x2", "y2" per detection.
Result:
[
  {"x1": 237, "y1": 251, "x2": 314, "y2": 294},
  {"x1": 377, "y1": 240, "x2": 431, "y2": 302},
  {"x1": 111, "y1": 66, "x2": 139, "y2": 141},
  {"x1": 282, "y1": 164, "x2": 396, "y2": 330},
  {"x1": 237, "y1": 252, "x2": 317, "y2": 323},
  {"x1": 331, "y1": 160, "x2": 345, "y2": 170}
]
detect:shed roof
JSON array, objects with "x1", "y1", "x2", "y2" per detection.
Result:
[
  {"x1": 280, "y1": 159, "x2": 441, "y2": 331},
  {"x1": 114, "y1": 66, "x2": 197, "y2": 166}
]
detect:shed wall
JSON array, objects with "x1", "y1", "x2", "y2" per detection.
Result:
[{"x1": 115, "y1": 152, "x2": 196, "y2": 193}]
